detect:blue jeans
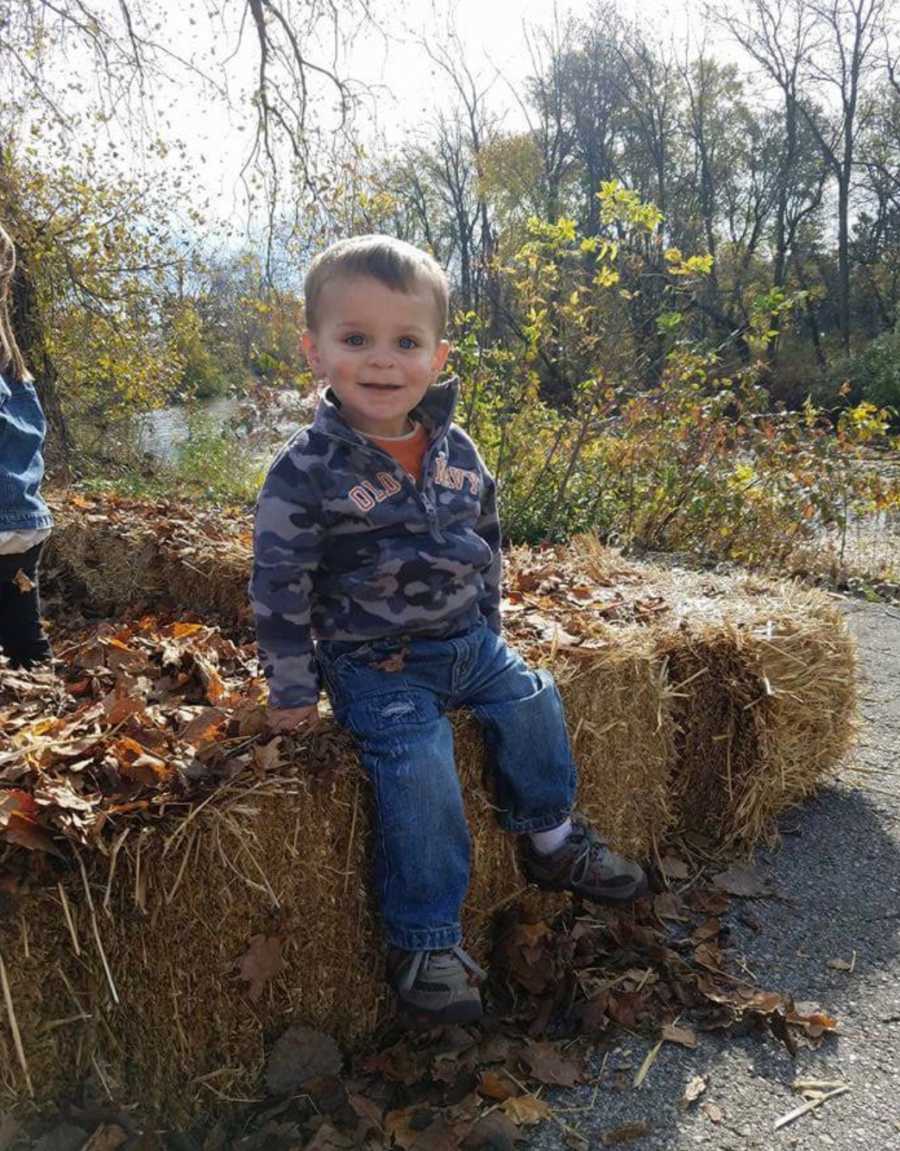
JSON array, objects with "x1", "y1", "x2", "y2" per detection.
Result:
[{"x1": 316, "y1": 620, "x2": 577, "y2": 951}]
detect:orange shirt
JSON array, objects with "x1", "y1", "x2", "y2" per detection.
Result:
[{"x1": 368, "y1": 421, "x2": 429, "y2": 484}]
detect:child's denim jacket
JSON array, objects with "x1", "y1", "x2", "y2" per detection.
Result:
[{"x1": 0, "y1": 373, "x2": 53, "y2": 531}]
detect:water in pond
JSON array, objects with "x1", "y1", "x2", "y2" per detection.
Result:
[{"x1": 138, "y1": 393, "x2": 314, "y2": 465}]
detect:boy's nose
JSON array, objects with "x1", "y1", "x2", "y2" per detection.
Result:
[{"x1": 367, "y1": 347, "x2": 395, "y2": 368}]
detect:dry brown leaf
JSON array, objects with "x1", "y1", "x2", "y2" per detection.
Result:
[
  {"x1": 385, "y1": 1108, "x2": 451, "y2": 1151},
  {"x1": 652, "y1": 891, "x2": 685, "y2": 920},
  {"x1": 702, "y1": 1102, "x2": 723, "y2": 1123},
  {"x1": 0, "y1": 791, "x2": 61, "y2": 855},
  {"x1": 304, "y1": 1120, "x2": 356, "y2": 1151},
  {"x1": 101, "y1": 685, "x2": 147, "y2": 725},
  {"x1": 12, "y1": 569, "x2": 34, "y2": 594},
  {"x1": 601, "y1": 1121, "x2": 651, "y2": 1146},
  {"x1": 500, "y1": 1095, "x2": 551, "y2": 1126},
  {"x1": 520, "y1": 1041, "x2": 584, "y2": 1087},
  {"x1": 712, "y1": 867, "x2": 770, "y2": 898},
  {"x1": 477, "y1": 1071, "x2": 517, "y2": 1101},
  {"x1": 112, "y1": 738, "x2": 172, "y2": 786},
  {"x1": 787, "y1": 1006, "x2": 839, "y2": 1038},
  {"x1": 254, "y1": 738, "x2": 283, "y2": 775},
  {"x1": 236, "y1": 934, "x2": 285, "y2": 1003},
  {"x1": 264, "y1": 1022, "x2": 342, "y2": 1093},
  {"x1": 692, "y1": 917, "x2": 721, "y2": 942},
  {"x1": 179, "y1": 707, "x2": 227, "y2": 744},
  {"x1": 347, "y1": 1093, "x2": 384, "y2": 1137},
  {"x1": 661, "y1": 1022, "x2": 697, "y2": 1048},
  {"x1": 462, "y1": 1111, "x2": 524, "y2": 1149},
  {"x1": 659, "y1": 854, "x2": 689, "y2": 880}
]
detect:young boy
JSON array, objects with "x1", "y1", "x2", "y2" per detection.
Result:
[{"x1": 250, "y1": 235, "x2": 647, "y2": 1024}]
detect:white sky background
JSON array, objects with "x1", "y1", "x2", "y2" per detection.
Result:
[
  {"x1": 21, "y1": 0, "x2": 779, "y2": 251},
  {"x1": 86, "y1": 0, "x2": 749, "y2": 238}
]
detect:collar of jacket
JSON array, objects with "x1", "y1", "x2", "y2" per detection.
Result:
[{"x1": 310, "y1": 376, "x2": 460, "y2": 448}]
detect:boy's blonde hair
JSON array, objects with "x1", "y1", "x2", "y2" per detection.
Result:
[
  {"x1": 0, "y1": 223, "x2": 30, "y2": 382},
  {"x1": 304, "y1": 234, "x2": 449, "y2": 336}
]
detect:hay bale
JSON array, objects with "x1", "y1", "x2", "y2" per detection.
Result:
[
  {"x1": 2, "y1": 495, "x2": 856, "y2": 1119},
  {"x1": 43, "y1": 495, "x2": 252, "y2": 628},
  {"x1": 1, "y1": 720, "x2": 570, "y2": 1122}
]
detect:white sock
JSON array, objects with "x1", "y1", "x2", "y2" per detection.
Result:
[{"x1": 529, "y1": 818, "x2": 573, "y2": 856}]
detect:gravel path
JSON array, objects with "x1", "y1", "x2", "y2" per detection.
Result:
[{"x1": 531, "y1": 600, "x2": 900, "y2": 1151}]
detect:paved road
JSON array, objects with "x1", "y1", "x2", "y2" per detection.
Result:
[{"x1": 531, "y1": 600, "x2": 900, "y2": 1151}]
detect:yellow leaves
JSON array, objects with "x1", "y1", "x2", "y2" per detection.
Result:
[
  {"x1": 665, "y1": 249, "x2": 714, "y2": 278},
  {"x1": 594, "y1": 266, "x2": 620, "y2": 289},
  {"x1": 597, "y1": 180, "x2": 663, "y2": 232}
]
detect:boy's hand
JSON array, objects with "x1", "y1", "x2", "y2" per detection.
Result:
[{"x1": 267, "y1": 703, "x2": 321, "y2": 733}]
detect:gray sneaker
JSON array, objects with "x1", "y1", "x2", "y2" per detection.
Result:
[
  {"x1": 523, "y1": 815, "x2": 648, "y2": 904},
  {"x1": 387, "y1": 944, "x2": 486, "y2": 1024}
]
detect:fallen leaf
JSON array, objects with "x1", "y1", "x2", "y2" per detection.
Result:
[
  {"x1": 601, "y1": 1121, "x2": 651, "y2": 1145},
  {"x1": 264, "y1": 1022, "x2": 342, "y2": 1093},
  {"x1": 463, "y1": 1111, "x2": 523, "y2": 1149},
  {"x1": 660, "y1": 854, "x2": 689, "y2": 880},
  {"x1": 12, "y1": 569, "x2": 34, "y2": 594},
  {"x1": 520, "y1": 1041, "x2": 584, "y2": 1086},
  {"x1": 682, "y1": 1075, "x2": 707, "y2": 1105},
  {"x1": 500, "y1": 1096, "x2": 551, "y2": 1126},
  {"x1": 826, "y1": 957, "x2": 853, "y2": 972},
  {"x1": 787, "y1": 1006, "x2": 839, "y2": 1038},
  {"x1": 194, "y1": 655, "x2": 227, "y2": 705},
  {"x1": 652, "y1": 891, "x2": 685, "y2": 920},
  {"x1": 477, "y1": 1070, "x2": 517, "y2": 1101},
  {"x1": 236, "y1": 934, "x2": 285, "y2": 1003},
  {"x1": 0, "y1": 791, "x2": 61, "y2": 856},
  {"x1": 385, "y1": 1108, "x2": 461, "y2": 1151},
  {"x1": 692, "y1": 917, "x2": 720, "y2": 942},
  {"x1": 254, "y1": 738, "x2": 283, "y2": 774},
  {"x1": 304, "y1": 1120, "x2": 356, "y2": 1150},
  {"x1": 347, "y1": 1093, "x2": 384, "y2": 1137},
  {"x1": 711, "y1": 867, "x2": 770, "y2": 898},
  {"x1": 702, "y1": 1102, "x2": 723, "y2": 1123},
  {"x1": 180, "y1": 707, "x2": 227, "y2": 744},
  {"x1": 661, "y1": 1022, "x2": 697, "y2": 1048}
]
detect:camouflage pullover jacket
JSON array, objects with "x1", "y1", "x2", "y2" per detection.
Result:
[{"x1": 250, "y1": 377, "x2": 502, "y2": 709}]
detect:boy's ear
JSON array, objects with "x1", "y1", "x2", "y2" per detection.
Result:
[
  {"x1": 432, "y1": 339, "x2": 451, "y2": 375},
  {"x1": 301, "y1": 330, "x2": 321, "y2": 375}
]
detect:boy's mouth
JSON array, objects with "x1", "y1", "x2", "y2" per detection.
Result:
[{"x1": 359, "y1": 382, "x2": 402, "y2": 391}]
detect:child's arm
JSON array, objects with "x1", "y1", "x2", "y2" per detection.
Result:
[
  {"x1": 476, "y1": 466, "x2": 503, "y2": 635},
  {"x1": 249, "y1": 449, "x2": 325, "y2": 717}
]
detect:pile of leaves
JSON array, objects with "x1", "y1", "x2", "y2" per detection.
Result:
[
  {"x1": 3, "y1": 866, "x2": 839, "y2": 1149},
  {"x1": 0, "y1": 615, "x2": 277, "y2": 863}
]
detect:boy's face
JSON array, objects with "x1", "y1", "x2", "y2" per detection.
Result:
[{"x1": 302, "y1": 274, "x2": 450, "y2": 438}]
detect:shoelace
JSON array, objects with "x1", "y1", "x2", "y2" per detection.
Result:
[
  {"x1": 398, "y1": 944, "x2": 487, "y2": 993},
  {"x1": 566, "y1": 823, "x2": 611, "y2": 886}
]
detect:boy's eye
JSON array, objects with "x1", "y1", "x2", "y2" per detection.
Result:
[
  {"x1": 398, "y1": 337, "x2": 418, "y2": 349},
  {"x1": 344, "y1": 334, "x2": 365, "y2": 347}
]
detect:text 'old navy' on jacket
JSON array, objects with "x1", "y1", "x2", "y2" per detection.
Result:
[
  {"x1": 0, "y1": 373, "x2": 53, "y2": 532},
  {"x1": 249, "y1": 376, "x2": 502, "y2": 709}
]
